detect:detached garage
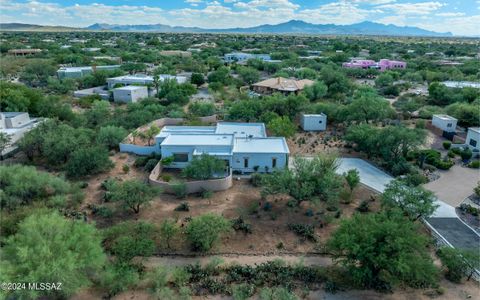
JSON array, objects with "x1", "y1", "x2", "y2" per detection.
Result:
[
  {"x1": 113, "y1": 85, "x2": 148, "y2": 103},
  {"x1": 301, "y1": 113, "x2": 327, "y2": 131}
]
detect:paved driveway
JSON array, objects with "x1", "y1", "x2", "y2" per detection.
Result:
[
  {"x1": 424, "y1": 165, "x2": 480, "y2": 207},
  {"x1": 336, "y1": 158, "x2": 393, "y2": 193},
  {"x1": 292, "y1": 156, "x2": 479, "y2": 250}
]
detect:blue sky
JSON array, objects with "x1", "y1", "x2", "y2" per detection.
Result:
[{"x1": 1, "y1": 0, "x2": 479, "y2": 35}]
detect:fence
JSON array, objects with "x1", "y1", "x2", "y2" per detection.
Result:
[{"x1": 149, "y1": 162, "x2": 233, "y2": 194}]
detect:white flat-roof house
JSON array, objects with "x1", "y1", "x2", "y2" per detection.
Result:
[
  {"x1": 107, "y1": 74, "x2": 187, "y2": 89},
  {"x1": 113, "y1": 86, "x2": 149, "y2": 103},
  {"x1": 466, "y1": 127, "x2": 480, "y2": 151},
  {"x1": 301, "y1": 113, "x2": 327, "y2": 131},
  {"x1": 57, "y1": 65, "x2": 120, "y2": 79},
  {"x1": 0, "y1": 112, "x2": 40, "y2": 157},
  {"x1": 224, "y1": 52, "x2": 272, "y2": 63},
  {"x1": 432, "y1": 114, "x2": 457, "y2": 133},
  {"x1": 155, "y1": 122, "x2": 289, "y2": 173}
]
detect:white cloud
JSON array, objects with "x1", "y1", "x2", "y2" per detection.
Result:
[
  {"x1": 0, "y1": 0, "x2": 477, "y2": 36},
  {"x1": 435, "y1": 12, "x2": 465, "y2": 17},
  {"x1": 377, "y1": 1, "x2": 444, "y2": 15}
]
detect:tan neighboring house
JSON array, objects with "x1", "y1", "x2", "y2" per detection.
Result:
[
  {"x1": 159, "y1": 50, "x2": 191, "y2": 58},
  {"x1": 252, "y1": 77, "x2": 314, "y2": 95},
  {"x1": 8, "y1": 49, "x2": 42, "y2": 56}
]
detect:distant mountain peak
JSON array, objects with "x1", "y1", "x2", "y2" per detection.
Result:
[{"x1": 0, "y1": 21, "x2": 452, "y2": 36}]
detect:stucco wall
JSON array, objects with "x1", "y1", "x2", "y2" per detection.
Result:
[
  {"x1": 119, "y1": 144, "x2": 157, "y2": 156},
  {"x1": 231, "y1": 152, "x2": 288, "y2": 173},
  {"x1": 149, "y1": 162, "x2": 233, "y2": 194}
]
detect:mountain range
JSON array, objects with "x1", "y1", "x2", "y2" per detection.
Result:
[{"x1": 1, "y1": 20, "x2": 452, "y2": 37}]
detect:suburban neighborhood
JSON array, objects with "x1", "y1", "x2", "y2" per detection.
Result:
[{"x1": 0, "y1": 1, "x2": 479, "y2": 299}]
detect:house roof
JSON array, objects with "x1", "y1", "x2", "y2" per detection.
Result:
[
  {"x1": 233, "y1": 137, "x2": 289, "y2": 154},
  {"x1": 215, "y1": 122, "x2": 266, "y2": 138},
  {"x1": 156, "y1": 126, "x2": 216, "y2": 138},
  {"x1": 433, "y1": 114, "x2": 457, "y2": 121},
  {"x1": 161, "y1": 134, "x2": 234, "y2": 147},
  {"x1": 114, "y1": 85, "x2": 148, "y2": 91},
  {"x1": 252, "y1": 77, "x2": 314, "y2": 92},
  {"x1": 468, "y1": 127, "x2": 480, "y2": 134}
]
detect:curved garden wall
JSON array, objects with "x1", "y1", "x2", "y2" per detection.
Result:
[{"x1": 149, "y1": 162, "x2": 233, "y2": 194}]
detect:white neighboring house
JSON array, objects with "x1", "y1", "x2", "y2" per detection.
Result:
[
  {"x1": 0, "y1": 112, "x2": 40, "y2": 157},
  {"x1": 107, "y1": 74, "x2": 187, "y2": 89},
  {"x1": 301, "y1": 113, "x2": 327, "y2": 131},
  {"x1": 432, "y1": 114, "x2": 457, "y2": 133},
  {"x1": 466, "y1": 127, "x2": 480, "y2": 151},
  {"x1": 151, "y1": 122, "x2": 289, "y2": 173},
  {"x1": 113, "y1": 86, "x2": 149, "y2": 103}
]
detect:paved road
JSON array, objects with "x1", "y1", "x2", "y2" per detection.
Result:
[{"x1": 293, "y1": 157, "x2": 480, "y2": 251}]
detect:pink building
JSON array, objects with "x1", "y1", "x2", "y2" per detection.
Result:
[
  {"x1": 377, "y1": 59, "x2": 407, "y2": 71},
  {"x1": 342, "y1": 59, "x2": 406, "y2": 71}
]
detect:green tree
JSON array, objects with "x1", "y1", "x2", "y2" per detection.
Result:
[
  {"x1": 160, "y1": 219, "x2": 180, "y2": 249},
  {"x1": 185, "y1": 213, "x2": 231, "y2": 251},
  {"x1": 237, "y1": 66, "x2": 260, "y2": 84},
  {"x1": 66, "y1": 146, "x2": 113, "y2": 178},
  {"x1": 328, "y1": 211, "x2": 438, "y2": 290},
  {"x1": 110, "y1": 180, "x2": 159, "y2": 213},
  {"x1": 267, "y1": 116, "x2": 296, "y2": 138},
  {"x1": 85, "y1": 100, "x2": 111, "y2": 128},
  {"x1": 145, "y1": 125, "x2": 160, "y2": 146},
  {"x1": 262, "y1": 155, "x2": 343, "y2": 203},
  {"x1": 344, "y1": 87, "x2": 394, "y2": 123},
  {"x1": 182, "y1": 154, "x2": 226, "y2": 180},
  {"x1": 1, "y1": 211, "x2": 106, "y2": 298},
  {"x1": 189, "y1": 102, "x2": 216, "y2": 117},
  {"x1": 303, "y1": 81, "x2": 328, "y2": 101},
  {"x1": 191, "y1": 73, "x2": 205, "y2": 85},
  {"x1": 20, "y1": 59, "x2": 56, "y2": 86},
  {"x1": 97, "y1": 125, "x2": 128, "y2": 150},
  {"x1": 382, "y1": 180, "x2": 438, "y2": 221},
  {"x1": 437, "y1": 247, "x2": 480, "y2": 283},
  {"x1": 344, "y1": 169, "x2": 360, "y2": 194},
  {"x1": 0, "y1": 164, "x2": 71, "y2": 210}
]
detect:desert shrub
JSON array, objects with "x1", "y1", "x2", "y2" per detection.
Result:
[
  {"x1": 250, "y1": 173, "x2": 264, "y2": 187},
  {"x1": 232, "y1": 216, "x2": 252, "y2": 234},
  {"x1": 144, "y1": 158, "x2": 159, "y2": 172},
  {"x1": 134, "y1": 156, "x2": 149, "y2": 167},
  {"x1": 175, "y1": 202, "x2": 190, "y2": 212},
  {"x1": 402, "y1": 172, "x2": 429, "y2": 186},
  {"x1": 288, "y1": 223, "x2": 316, "y2": 242},
  {"x1": 162, "y1": 174, "x2": 172, "y2": 182},
  {"x1": 460, "y1": 148, "x2": 473, "y2": 161},
  {"x1": 468, "y1": 160, "x2": 480, "y2": 168},
  {"x1": 185, "y1": 214, "x2": 231, "y2": 251},
  {"x1": 201, "y1": 189, "x2": 213, "y2": 199},
  {"x1": 442, "y1": 141, "x2": 451, "y2": 150},
  {"x1": 122, "y1": 164, "x2": 130, "y2": 173},
  {"x1": 357, "y1": 200, "x2": 370, "y2": 212},
  {"x1": 101, "y1": 262, "x2": 140, "y2": 297},
  {"x1": 231, "y1": 284, "x2": 256, "y2": 300},
  {"x1": 172, "y1": 183, "x2": 187, "y2": 199}
]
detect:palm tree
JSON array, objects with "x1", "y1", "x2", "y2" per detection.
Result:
[{"x1": 145, "y1": 125, "x2": 160, "y2": 146}]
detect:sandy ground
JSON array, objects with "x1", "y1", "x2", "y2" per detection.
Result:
[
  {"x1": 72, "y1": 277, "x2": 480, "y2": 300},
  {"x1": 136, "y1": 179, "x2": 377, "y2": 254},
  {"x1": 424, "y1": 165, "x2": 480, "y2": 207}
]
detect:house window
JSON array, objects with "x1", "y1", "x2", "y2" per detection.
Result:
[
  {"x1": 447, "y1": 123, "x2": 452, "y2": 127},
  {"x1": 469, "y1": 139, "x2": 477, "y2": 148},
  {"x1": 173, "y1": 153, "x2": 189, "y2": 162},
  {"x1": 272, "y1": 158, "x2": 277, "y2": 168},
  {"x1": 318, "y1": 120, "x2": 322, "y2": 124},
  {"x1": 244, "y1": 158, "x2": 249, "y2": 168}
]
